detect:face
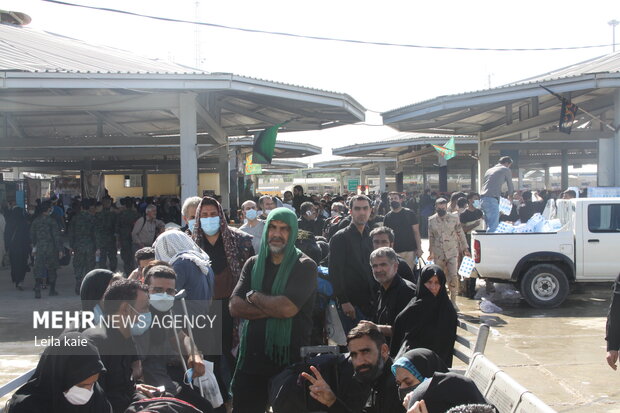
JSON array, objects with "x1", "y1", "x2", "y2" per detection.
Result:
[
  {"x1": 138, "y1": 258, "x2": 154, "y2": 274},
  {"x1": 394, "y1": 368, "x2": 421, "y2": 390},
  {"x1": 200, "y1": 204, "x2": 219, "y2": 218},
  {"x1": 436, "y1": 204, "x2": 447, "y2": 214},
  {"x1": 351, "y1": 199, "x2": 371, "y2": 226},
  {"x1": 261, "y1": 197, "x2": 276, "y2": 212},
  {"x1": 267, "y1": 220, "x2": 290, "y2": 254},
  {"x1": 283, "y1": 192, "x2": 293, "y2": 202},
  {"x1": 348, "y1": 335, "x2": 387, "y2": 376},
  {"x1": 372, "y1": 234, "x2": 393, "y2": 250},
  {"x1": 469, "y1": 196, "x2": 480, "y2": 206},
  {"x1": 388, "y1": 194, "x2": 402, "y2": 203},
  {"x1": 425, "y1": 275, "x2": 441, "y2": 297},
  {"x1": 146, "y1": 208, "x2": 157, "y2": 219},
  {"x1": 242, "y1": 201, "x2": 257, "y2": 213},
  {"x1": 148, "y1": 276, "x2": 177, "y2": 296},
  {"x1": 371, "y1": 256, "x2": 398, "y2": 285},
  {"x1": 75, "y1": 373, "x2": 100, "y2": 391},
  {"x1": 183, "y1": 205, "x2": 197, "y2": 224},
  {"x1": 122, "y1": 289, "x2": 150, "y2": 322}
]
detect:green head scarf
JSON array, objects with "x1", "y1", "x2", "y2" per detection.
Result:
[{"x1": 237, "y1": 207, "x2": 301, "y2": 368}]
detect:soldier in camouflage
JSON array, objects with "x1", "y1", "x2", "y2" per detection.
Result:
[
  {"x1": 116, "y1": 197, "x2": 139, "y2": 275},
  {"x1": 30, "y1": 200, "x2": 62, "y2": 298},
  {"x1": 95, "y1": 196, "x2": 118, "y2": 271},
  {"x1": 69, "y1": 199, "x2": 97, "y2": 294}
]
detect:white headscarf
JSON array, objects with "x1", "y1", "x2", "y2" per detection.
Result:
[{"x1": 153, "y1": 230, "x2": 212, "y2": 276}]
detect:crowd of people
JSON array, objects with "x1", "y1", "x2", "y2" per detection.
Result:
[{"x1": 2, "y1": 167, "x2": 583, "y2": 413}]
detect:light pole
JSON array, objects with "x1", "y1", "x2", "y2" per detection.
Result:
[{"x1": 610, "y1": 19, "x2": 620, "y2": 52}]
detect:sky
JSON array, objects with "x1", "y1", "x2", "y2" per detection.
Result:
[{"x1": 4, "y1": 0, "x2": 619, "y2": 168}]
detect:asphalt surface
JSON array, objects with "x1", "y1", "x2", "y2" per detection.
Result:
[{"x1": 0, "y1": 255, "x2": 617, "y2": 412}]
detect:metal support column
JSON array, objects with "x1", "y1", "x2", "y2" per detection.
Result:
[
  {"x1": 396, "y1": 172, "x2": 404, "y2": 192},
  {"x1": 544, "y1": 165, "x2": 551, "y2": 190},
  {"x1": 142, "y1": 170, "x2": 148, "y2": 198},
  {"x1": 561, "y1": 149, "x2": 569, "y2": 190},
  {"x1": 379, "y1": 164, "x2": 386, "y2": 193},
  {"x1": 470, "y1": 162, "x2": 477, "y2": 192},
  {"x1": 438, "y1": 154, "x2": 448, "y2": 193},
  {"x1": 477, "y1": 139, "x2": 491, "y2": 193},
  {"x1": 218, "y1": 147, "x2": 230, "y2": 211},
  {"x1": 179, "y1": 93, "x2": 198, "y2": 201}
]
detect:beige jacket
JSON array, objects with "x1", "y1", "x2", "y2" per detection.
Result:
[{"x1": 428, "y1": 213, "x2": 468, "y2": 260}]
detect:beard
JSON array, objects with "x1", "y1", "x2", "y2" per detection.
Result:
[
  {"x1": 268, "y1": 237, "x2": 286, "y2": 254},
  {"x1": 353, "y1": 357, "x2": 385, "y2": 384}
]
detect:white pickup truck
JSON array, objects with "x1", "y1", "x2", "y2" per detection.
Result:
[{"x1": 471, "y1": 197, "x2": 620, "y2": 308}]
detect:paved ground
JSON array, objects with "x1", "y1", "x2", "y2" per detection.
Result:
[{"x1": 0, "y1": 257, "x2": 618, "y2": 411}]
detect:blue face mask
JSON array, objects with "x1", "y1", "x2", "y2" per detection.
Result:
[
  {"x1": 245, "y1": 209, "x2": 258, "y2": 220},
  {"x1": 187, "y1": 219, "x2": 196, "y2": 233},
  {"x1": 473, "y1": 200, "x2": 481, "y2": 209},
  {"x1": 200, "y1": 217, "x2": 220, "y2": 236},
  {"x1": 129, "y1": 304, "x2": 152, "y2": 336},
  {"x1": 184, "y1": 368, "x2": 194, "y2": 385},
  {"x1": 93, "y1": 304, "x2": 104, "y2": 325}
]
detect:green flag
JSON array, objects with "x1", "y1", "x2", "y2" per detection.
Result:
[
  {"x1": 252, "y1": 124, "x2": 282, "y2": 164},
  {"x1": 432, "y1": 137, "x2": 456, "y2": 160}
]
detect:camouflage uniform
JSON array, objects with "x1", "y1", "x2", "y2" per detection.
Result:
[
  {"x1": 428, "y1": 212, "x2": 469, "y2": 305},
  {"x1": 95, "y1": 207, "x2": 118, "y2": 271},
  {"x1": 30, "y1": 214, "x2": 62, "y2": 296},
  {"x1": 69, "y1": 210, "x2": 97, "y2": 288},
  {"x1": 116, "y1": 208, "x2": 139, "y2": 275}
]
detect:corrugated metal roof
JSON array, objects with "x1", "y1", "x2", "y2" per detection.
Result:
[{"x1": 0, "y1": 22, "x2": 204, "y2": 73}]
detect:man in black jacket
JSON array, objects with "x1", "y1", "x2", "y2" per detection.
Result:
[
  {"x1": 329, "y1": 195, "x2": 376, "y2": 333},
  {"x1": 302, "y1": 322, "x2": 404, "y2": 413}
]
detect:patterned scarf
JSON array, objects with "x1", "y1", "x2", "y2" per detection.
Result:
[{"x1": 192, "y1": 197, "x2": 242, "y2": 281}]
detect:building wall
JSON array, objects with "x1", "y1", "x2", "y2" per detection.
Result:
[
  {"x1": 104, "y1": 175, "x2": 143, "y2": 198},
  {"x1": 105, "y1": 173, "x2": 221, "y2": 199},
  {"x1": 199, "y1": 173, "x2": 220, "y2": 196}
]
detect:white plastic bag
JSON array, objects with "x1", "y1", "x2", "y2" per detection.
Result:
[
  {"x1": 479, "y1": 298, "x2": 503, "y2": 314},
  {"x1": 193, "y1": 360, "x2": 223, "y2": 408},
  {"x1": 458, "y1": 256, "x2": 476, "y2": 278},
  {"x1": 499, "y1": 197, "x2": 513, "y2": 215},
  {"x1": 325, "y1": 301, "x2": 347, "y2": 346}
]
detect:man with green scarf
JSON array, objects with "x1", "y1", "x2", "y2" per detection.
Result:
[{"x1": 230, "y1": 207, "x2": 318, "y2": 413}]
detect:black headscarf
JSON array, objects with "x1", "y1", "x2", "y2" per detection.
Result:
[
  {"x1": 392, "y1": 348, "x2": 449, "y2": 381},
  {"x1": 407, "y1": 372, "x2": 488, "y2": 413},
  {"x1": 390, "y1": 265, "x2": 457, "y2": 367},
  {"x1": 5, "y1": 332, "x2": 111, "y2": 413},
  {"x1": 80, "y1": 269, "x2": 114, "y2": 311}
]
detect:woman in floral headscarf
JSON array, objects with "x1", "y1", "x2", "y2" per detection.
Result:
[{"x1": 192, "y1": 196, "x2": 254, "y2": 400}]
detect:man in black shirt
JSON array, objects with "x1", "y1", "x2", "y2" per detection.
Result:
[
  {"x1": 302, "y1": 323, "x2": 404, "y2": 413},
  {"x1": 230, "y1": 208, "x2": 317, "y2": 413},
  {"x1": 298, "y1": 201, "x2": 322, "y2": 236},
  {"x1": 370, "y1": 226, "x2": 416, "y2": 284},
  {"x1": 383, "y1": 192, "x2": 423, "y2": 270},
  {"x1": 460, "y1": 193, "x2": 484, "y2": 240},
  {"x1": 329, "y1": 195, "x2": 376, "y2": 333},
  {"x1": 367, "y1": 247, "x2": 416, "y2": 346},
  {"x1": 83, "y1": 279, "x2": 159, "y2": 413}
]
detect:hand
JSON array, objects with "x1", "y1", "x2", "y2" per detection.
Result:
[
  {"x1": 359, "y1": 320, "x2": 391, "y2": 336},
  {"x1": 301, "y1": 366, "x2": 337, "y2": 407},
  {"x1": 415, "y1": 249, "x2": 424, "y2": 258},
  {"x1": 464, "y1": 250, "x2": 472, "y2": 258},
  {"x1": 136, "y1": 383, "x2": 159, "y2": 397},
  {"x1": 188, "y1": 355, "x2": 205, "y2": 378},
  {"x1": 341, "y1": 302, "x2": 356, "y2": 319},
  {"x1": 407, "y1": 400, "x2": 429, "y2": 413},
  {"x1": 607, "y1": 350, "x2": 618, "y2": 370},
  {"x1": 427, "y1": 253, "x2": 434, "y2": 261}
]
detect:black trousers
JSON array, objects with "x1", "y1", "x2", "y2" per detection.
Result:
[{"x1": 231, "y1": 369, "x2": 280, "y2": 413}]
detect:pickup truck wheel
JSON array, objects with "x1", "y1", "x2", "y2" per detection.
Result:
[{"x1": 520, "y1": 264, "x2": 569, "y2": 308}]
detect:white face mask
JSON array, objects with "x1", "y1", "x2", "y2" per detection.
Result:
[
  {"x1": 150, "y1": 292, "x2": 175, "y2": 312},
  {"x1": 64, "y1": 385, "x2": 94, "y2": 405}
]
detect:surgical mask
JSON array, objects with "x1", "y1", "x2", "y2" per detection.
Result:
[
  {"x1": 398, "y1": 384, "x2": 422, "y2": 401},
  {"x1": 187, "y1": 219, "x2": 196, "y2": 233},
  {"x1": 353, "y1": 357, "x2": 385, "y2": 384},
  {"x1": 390, "y1": 201, "x2": 401, "y2": 209},
  {"x1": 93, "y1": 304, "x2": 104, "y2": 325},
  {"x1": 245, "y1": 209, "x2": 258, "y2": 220},
  {"x1": 263, "y1": 209, "x2": 273, "y2": 217},
  {"x1": 473, "y1": 200, "x2": 481, "y2": 209},
  {"x1": 150, "y1": 293, "x2": 175, "y2": 312},
  {"x1": 128, "y1": 304, "x2": 152, "y2": 336},
  {"x1": 64, "y1": 385, "x2": 94, "y2": 405},
  {"x1": 436, "y1": 209, "x2": 447, "y2": 217},
  {"x1": 200, "y1": 217, "x2": 220, "y2": 236},
  {"x1": 331, "y1": 211, "x2": 340, "y2": 218}
]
